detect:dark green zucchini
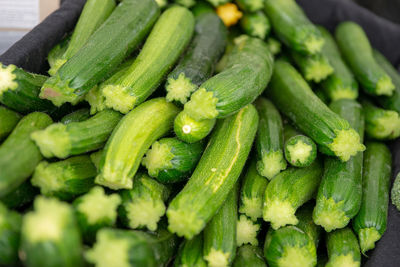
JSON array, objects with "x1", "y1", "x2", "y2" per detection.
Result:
[
  {"x1": 392, "y1": 172, "x2": 400, "y2": 211},
  {"x1": 236, "y1": 214, "x2": 260, "y2": 247},
  {"x1": 326, "y1": 227, "x2": 361, "y2": 267},
  {"x1": 174, "y1": 234, "x2": 207, "y2": 267},
  {"x1": 0, "y1": 180, "x2": 38, "y2": 209},
  {"x1": 0, "y1": 105, "x2": 21, "y2": 141},
  {"x1": 314, "y1": 86, "x2": 329, "y2": 104},
  {"x1": 240, "y1": 11, "x2": 271, "y2": 40},
  {"x1": 233, "y1": 245, "x2": 267, "y2": 267},
  {"x1": 60, "y1": 108, "x2": 90, "y2": 124},
  {"x1": 0, "y1": 203, "x2": 22, "y2": 266}
]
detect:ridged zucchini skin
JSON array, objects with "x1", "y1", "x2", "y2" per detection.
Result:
[
  {"x1": 0, "y1": 105, "x2": 21, "y2": 141},
  {"x1": 31, "y1": 109, "x2": 122, "y2": 159},
  {"x1": 0, "y1": 112, "x2": 52, "y2": 197},
  {"x1": 233, "y1": 245, "x2": 267, "y2": 267},
  {"x1": 326, "y1": 228, "x2": 361, "y2": 267},
  {"x1": 267, "y1": 60, "x2": 365, "y2": 162},
  {"x1": 142, "y1": 137, "x2": 204, "y2": 183},
  {"x1": 290, "y1": 50, "x2": 334, "y2": 83},
  {"x1": 335, "y1": 22, "x2": 395, "y2": 96},
  {"x1": 240, "y1": 11, "x2": 271, "y2": 40},
  {"x1": 167, "y1": 104, "x2": 258, "y2": 239},
  {"x1": 174, "y1": 234, "x2": 207, "y2": 267},
  {"x1": 203, "y1": 185, "x2": 238, "y2": 267},
  {"x1": 264, "y1": 0, "x2": 324, "y2": 55},
  {"x1": 313, "y1": 99, "x2": 364, "y2": 232},
  {"x1": 101, "y1": 6, "x2": 195, "y2": 114},
  {"x1": 0, "y1": 180, "x2": 38, "y2": 209},
  {"x1": 255, "y1": 97, "x2": 287, "y2": 180},
  {"x1": 86, "y1": 227, "x2": 178, "y2": 267},
  {"x1": 353, "y1": 142, "x2": 392, "y2": 254},
  {"x1": 318, "y1": 26, "x2": 359, "y2": 101},
  {"x1": 0, "y1": 203, "x2": 22, "y2": 266},
  {"x1": 0, "y1": 63, "x2": 54, "y2": 113},
  {"x1": 96, "y1": 98, "x2": 180, "y2": 190},
  {"x1": 166, "y1": 11, "x2": 227, "y2": 105},
  {"x1": 60, "y1": 108, "x2": 90, "y2": 124},
  {"x1": 236, "y1": 0, "x2": 264, "y2": 12},
  {"x1": 40, "y1": 0, "x2": 160, "y2": 106}
]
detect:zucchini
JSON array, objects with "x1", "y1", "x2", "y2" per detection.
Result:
[
  {"x1": 262, "y1": 160, "x2": 323, "y2": 229},
  {"x1": 174, "y1": 234, "x2": 207, "y2": 267},
  {"x1": 167, "y1": 104, "x2": 258, "y2": 239},
  {"x1": 31, "y1": 155, "x2": 96, "y2": 201},
  {"x1": 191, "y1": 1, "x2": 215, "y2": 17},
  {"x1": 48, "y1": 36, "x2": 70, "y2": 70},
  {"x1": 40, "y1": 0, "x2": 160, "y2": 106},
  {"x1": 314, "y1": 86, "x2": 329, "y2": 104},
  {"x1": 318, "y1": 26, "x2": 359, "y2": 101},
  {"x1": 208, "y1": 0, "x2": 230, "y2": 7},
  {"x1": 203, "y1": 185, "x2": 238, "y2": 267},
  {"x1": 240, "y1": 11, "x2": 271, "y2": 40},
  {"x1": 283, "y1": 124, "x2": 317, "y2": 168},
  {"x1": 31, "y1": 109, "x2": 122, "y2": 159},
  {"x1": 174, "y1": 110, "x2": 217, "y2": 143},
  {"x1": 255, "y1": 97, "x2": 287, "y2": 179},
  {"x1": 361, "y1": 98, "x2": 400, "y2": 140},
  {"x1": 266, "y1": 37, "x2": 282, "y2": 56},
  {"x1": 290, "y1": 50, "x2": 334, "y2": 83},
  {"x1": 353, "y1": 142, "x2": 392, "y2": 254},
  {"x1": 118, "y1": 173, "x2": 170, "y2": 231},
  {"x1": 174, "y1": 0, "x2": 197, "y2": 8},
  {"x1": 267, "y1": 60, "x2": 365, "y2": 161},
  {"x1": 142, "y1": 137, "x2": 204, "y2": 183},
  {"x1": 0, "y1": 180, "x2": 38, "y2": 209},
  {"x1": 0, "y1": 105, "x2": 21, "y2": 141},
  {"x1": 335, "y1": 22, "x2": 395, "y2": 96},
  {"x1": 0, "y1": 63, "x2": 54, "y2": 114},
  {"x1": 155, "y1": 0, "x2": 169, "y2": 8},
  {"x1": 101, "y1": 6, "x2": 195, "y2": 114},
  {"x1": 73, "y1": 186, "x2": 121, "y2": 244},
  {"x1": 313, "y1": 99, "x2": 364, "y2": 232},
  {"x1": 326, "y1": 227, "x2": 361, "y2": 267},
  {"x1": 392, "y1": 172, "x2": 400, "y2": 211},
  {"x1": 21, "y1": 197, "x2": 83, "y2": 267},
  {"x1": 264, "y1": 0, "x2": 324, "y2": 55},
  {"x1": 236, "y1": 214, "x2": 260, "y2": 246},
  {"x1": 0, "y1": 203, "x2": 21, "y2": 266},
  {"x1": 90, "y1": 150, "x2": 103, "y2": 171},
  {"x1": 166, "y1": 11, "x2": 227, "y2": 105},
  {"x1": 48, "y1": 0, "x2": 116, "y2": 75},
  {"x1": 95, "y1": 98, "x2": 179, "y2": 190},
  {"x1": 0, "y1": 112, "x2": 52, "y2": 197},
  {"x1": 239, "y1": 157, "x2": 269, "y2": 221},
  {"x1": 60, "y1": 108, "x2": 90, "y2": 124},
  {"x1": 236, "y1": 0, "x2": 264, "y2": 12},
  {"x1": 233, "y1": 245, "x2": 267, "y2": 267},
  {"x1": 86, "y1": 227, "x2": 178, "y2": 267}
]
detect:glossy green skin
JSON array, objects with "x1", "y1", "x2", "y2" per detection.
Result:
[
  {"x1": 240, "y1": 11, "x2": 271, "y2": 40},
  {"x1": 167, "y1": 104, "x2": 258, "y2": 239},
  {"x1": 236, "y1": 0, "x2": 264, "y2": 12},
  {"x1": 326, "y1": 228, "x2": 361, "y2": 266},
  {"x1": 42, "y1": 0, "x2": 160, "y2": 102},
  {"x1": 174, "y1": 234, "x2": 207, "y2": 267},
  {"x1": 0, "y1": 112, "x2": 52, "y2": 197},
  {"x1": 60, "y1": 108, "x2": 90, "y2": 124},
  {"x1": 0, "y1": 106, "x2": 21, "y2": 141},
  {"x1": 335, "y1": 22, "x2": 393, "y2": 96},
  {"x1": 375, "y1": 50, "x2": 400, "y2": 112},
  {"x1": 319, "y1": 26, "x2": 358, "y2": 101},
  {"x1": 352, "y1": 143, "x2": 392, "y2": 246},
  {"x1": 203, "y1": 185, "x2": 238, "y2": 266},
  {"x1": 233, "y1": 245, "x2": 267, "y2": 267},
  {"x1": 0, "y1": 180, "x2": 38, "y2": 209},
  {"x1": 0, "y1": 203, "x2": 22, "y2": 266}
]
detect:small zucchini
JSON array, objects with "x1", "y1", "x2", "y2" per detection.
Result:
[
  {"x1": 290, "y1": 50, "x2": 334, "y2": 83},
  {"x1": 326, "y1": 227, "x2": 361, "y2": 267},
  {"x1": 0, "y1": 105, "x2": 21, "y2": 141},
  {"x1": 60, "y1": 108, "x2": 90, "y2": 124},
  {"x1": 0, "y1": 203, "x2": 22, "y2": 266},
  {"x1": 174, "y1": 234, "x2": 207, "y2": 267},
  {"x1": 266, "y1": 37, "x2": 282, "y2": 56},
  {"x1": 236, "y1": 0, "x2": 264, "y2": 12},
  {"x1": 236, "y1": 214, "x2": 260, "y2": 247},
  {"x1": 174, "y1": 111, "x2": 216, "y2": 143},
  {"x1": 0, "y1": 180, "x2": 38, "y2": 209},
  {"x1": 233, "y1": 245, "x2": 267, "y2": 267},
  {"x1": 240, "y1": 11, "x2": 271, "y2": 40}
]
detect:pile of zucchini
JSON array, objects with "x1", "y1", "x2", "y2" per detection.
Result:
[{"x1": 1, "y1": 0, "x2": 400, "y2": 266}]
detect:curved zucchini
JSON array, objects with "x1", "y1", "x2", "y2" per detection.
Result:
[
  {"x1": 96, "y1": 98, "x2": 180, "y2": 190},
  {"x1": 240, "y1": 11, "x2": 271, "y2": 40},
  {"x1": 236, "y1": 214, "x2": 260, "y2": 246},
  {"x1": 60, "y1": 108, "x2": 90, "y2": 124},
  {"x1": 233, "y1": 245, "x2": 267, "y2": 267},
  {"x1": 0, "y1": 203, "x2": 21, "y2": 266},
  {"x1": 0, "y1": 180, "x2": 37, "y2": 209},
  {"x1": 236, "y1": 0, "x2": 264, "y2": 12},
  {"x1": 326, "y1": 228, "x2": 361, "y2": 267},
  {"x1": 290, "y1": 50, "x2": 334, "y2": 83},
  {"x1": 0, "y1": 106, "x2": 21, "y2": 141},
  {"x1": 174, "y1": 234, "x2": 207, "y2": 267},
  {"x1": 167, "y1": 104, "x2": 258, "y2": 239}
]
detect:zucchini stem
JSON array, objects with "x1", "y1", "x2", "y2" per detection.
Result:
[
  {"x1": 0, "y1": 64, "x2": 18, "y2": 95},
  {"x1": 166, "y1": 73, "x2": 197, "y2": 104},
  {"x1": 31, "y1": 124, "x2": 71, "y2": 158},
  {"x1": 184, "y1": 88, "x2": 219, "y2": 120},
  {"x1": 256, "y1": 150, "x2": 287, "y2": 180},
  {"x1": 263, "y1": 199, "x2": 298, "y2": 229},
  {"x1": 102, "y1": 84, "x2": 137, "y2": 114},
  {"x1": 203, "y1": 248, "x2": 230, "y2": 267},
  {"x1": 327, "y1": 129, "x2": 365, "y2": 162},
  {"x1": 142, "y1": 141, "x2": 175, "y2": 178},
  {"x1": 236, "y1": 215, "x2": 260, "y2": 246},
  {"x1": 312, "y1": 196, "x2": 348, "y2": 232},
  {"x1": 358, "y1": 227, "x2": 381, "y2": 254}
]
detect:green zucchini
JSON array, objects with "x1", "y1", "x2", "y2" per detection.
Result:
[
  {"x1": 174, "y1": 234, "x2": 207, "y2": 267},
  {"x1": 236, "y1": 0, "x2": 264, "y2": 12},
  {"x1": 326, "y1": 227, "x2": 361, "y2": 267},
  {"x1": 31, "y1": 109, "x2": 122, "y2": 159},
  {"x1": 101, "y1": 6, "x2": 195, "y2": 114},
  {"x1": 142, "y1": 137, "x2": 204, "y2": 183},
  {"x1": 0, "y1": 112, "x2": 52, "y2": 197},
  {"x1": 266, "y1": 37, "x2": 282, "y2": 56},
  {"x1": 255, "y1": 97, "x2": 287, "y2": 179},
  {"x1": 166, "y1": 11, "x2": 227, "y2": 105},
  {"x1": 0, "y1": 63, "x2": 54, "y2": 114},
  {"x1": 239, "y1": 157, "x2": 269, "y2": 221},
  {"x1": 0, "y1": 105, "x2": 21, "y2": 141},
  {"x1": 207, "y1": 0, "x2": 230, "y2": 7},
  {"x1": 40, "y1": 0, "x2": 160, "y2": 106},
  {"x1": 353, "y1": 142, "x2": 392, "y2": 254},
  {"x1": 392, "y1": 172, "x2": 400, "y2": 211},
  {"x1": 318, "y1": 26, "x2": 359, "y2": 101},
  {"x1": 21, "y1": 197, "x2": 83, "y2": 267},
  {"x1": 233, "y1": 245, "x2": 267, "y2": 267},
  {"x1": 0, "y1": 203, "x2": 21, "y2": 266},
  {"x1": 267, "y1": 60, "x2": 365, "y2": 161},
  {"x1": 335, "y1": 22, "x2": 395, "y2": 96},
  {"x1": 48, "y1": 36, "x2": 70, "y2": 70},
  {"x1": 167, "y1": 104, "x2": 258, "y2": 239},
  {"x1": 60, "y1": 108, "x2": 90, "y2": 124},
  {"x1": 118, "y1": 173, "x2": 170, "y2": 231},
  {"x1": 240, "y1": 11, "x2": 271, "y2": 40},
  {"x1": 264, "y1": 0, "x2": 324, "y2": 55},
  {"x1": 48, "y1": 0, "x2": 116, "y2": 75},
  {"x1": 155, "y1": 0, "x2": 169, "y2": 8},
  {"x1": 174, "y1": 110, "x2": 217, "y2": 143},
  {"x1": 174, "y1": 0, "x2": 197, "y2": 8},
  {"x1": 191, "y1": 1, "x2": 215, "y2": 17},
  {"x1": 86, "y1": 227, "x2": 178, "y2": 267},
  {"x1": 90, "y1": 150, "x2": 103, "y2": 171},
  {"x1": 95, "y1": 98, "x2": 179, "y2": 190},
  {"x1": 0, "y1": 180, "x2": 38, "y2": 209},
  {"x1": 236, "y1": 214, "x2": 260, "y2": 246},
  {"x1": 313, "y1": 99, "x2": 364, "y2": 232},
  {"x1": 73, "y1": 186, "x2": 121, "y2": 244},
  {"x1": 290, "y1": 50, "x2": 334, "y2": 83},
  {"x1": 262, "y1": 160, "x2": 323, "y2": 229},
  {"x1": 203, "y1": 185, "x2": 238, "y2": 267},
  {"x1": 31, "y1": 155, "x2": 96, "y2": 200},
  {"x1": 314, "y1": 86, "x2": 329, "y2": 104},
  {"x1": 361, "y1": 98, "x2": 400, "y2": 140}
]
